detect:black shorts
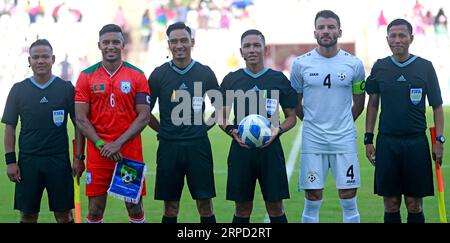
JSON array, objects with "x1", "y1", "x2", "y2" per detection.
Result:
[
  {"x1": 14, "y1": 153, "x2": 74, "y2": 214},
  {"x1": 155, "y1": 136, "x2": 216, "y2": 201},
  {"x1": 226, "y1": 138, "x2": 290, "y2": 202},
  {"x1": 374, "y1": 133, "x2": 434, "y2": 197}
]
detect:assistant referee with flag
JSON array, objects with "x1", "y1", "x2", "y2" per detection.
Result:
[{"x1": 365, "y1": 19, "x2": 444, "y2": 223}]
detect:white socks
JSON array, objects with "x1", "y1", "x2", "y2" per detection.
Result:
[
  {"x1": 302, "y1": 198, "x2": 322, "y2": 223},
  {"x1": 302, "y1": 197, "x2": 360, "y2": 223},
  {"x1": 339, "y1": 197, "x2": 360, "y2": 223}
]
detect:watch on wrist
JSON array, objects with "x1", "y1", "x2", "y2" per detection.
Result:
[
  {"x1": 225, "y1": 125, "x2": 235, "y2": 136},
  {"x1": 436, "y1": 135, "x2": 445, "y2": 144},
  {"x1": 278, "y1": 126, "x2": 285, "y2": 135},
  {"x1": 76, "y1": 154, "x2": 86, "y2": 161}
]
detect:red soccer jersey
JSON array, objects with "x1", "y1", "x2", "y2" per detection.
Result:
[{"x1": 75, "y1": 62, "x2": 150, "y2": 168}]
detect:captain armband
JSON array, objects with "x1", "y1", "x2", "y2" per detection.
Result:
[
  {"x1": 135, "y1": 92, "x2": 151, "y2": 106},
  {"x1": 352, "y1": 80, "x2": 366, "y2": 95}
]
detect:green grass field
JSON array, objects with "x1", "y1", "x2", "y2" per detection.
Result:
[{"x1": 1, "y1": 108, "x2": 449, "y2": 223}]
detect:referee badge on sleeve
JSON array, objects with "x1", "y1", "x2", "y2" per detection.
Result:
[
  {"x1": 410, "y1": 88, "x2": 422, "y2": 105},
  {"x1": 192, "y1": 97, "x2": 203, "y2": 113},
  {"x1": 52, "y1": 110, "x2": 64, "y2": 126},
  {"x1": 266, "y1": 98, "x2": 278, "y2": 116}
]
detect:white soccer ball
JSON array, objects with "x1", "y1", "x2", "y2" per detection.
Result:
[{"x1": 238, "y1": 114, "x2": 272, "y2": 148}]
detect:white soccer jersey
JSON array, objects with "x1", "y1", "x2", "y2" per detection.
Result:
[{"x1": 290, "y1": 49, "x2": 365, "y2": 153}]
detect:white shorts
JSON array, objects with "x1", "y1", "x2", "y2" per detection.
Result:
[{"x1": 298, "y1": 153, "x2": 360, "y2": 191}]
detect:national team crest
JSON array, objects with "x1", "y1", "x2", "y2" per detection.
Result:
[
  {"x1": 337, "y1": 72, "x2": 346, "y2": 81},
  {"x1": 120, "y1": 81, "x2": 131, "y2": 94},
  {"x1": 410, "y1": 88, "x2": 422, "y2": 105},
  {"x1": 52, "y1": 110, "x2": 64, "y2": 127}
]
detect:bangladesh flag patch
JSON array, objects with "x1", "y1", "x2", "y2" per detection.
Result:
[{"x1": 93, "y1": 83, "x2": 105, "y2": 93}]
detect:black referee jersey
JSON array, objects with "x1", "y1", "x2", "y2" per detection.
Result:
[
  {"x1": 148, "y1": 60, "x2": 220, "y2": 140},
  {"x1": 2, "y1": 76, "x2": 75, "y2": 155},
  {"x1": 366, "y1": 55, "x2": 443, "y2": 136},
  {"x1": 220, "y1": 68, "x2": 298, "y2": 125}
]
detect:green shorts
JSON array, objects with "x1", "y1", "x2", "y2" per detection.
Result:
[
  {"x1": 155, "y1": 136, "x2": 216, "y2": 201},
  {"x1": 15, "y1": 153, "x2": 74, "y2": 213},
  {"x1": 226, "y1": 138, "x2": 290, "y2": 202}
]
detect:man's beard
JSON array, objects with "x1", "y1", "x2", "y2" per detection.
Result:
[{"x1": 317, "y1": 37, "x2": 338, "y2": 48}]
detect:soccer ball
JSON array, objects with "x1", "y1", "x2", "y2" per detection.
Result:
[{"x1": 238, "y1": 114, "x2": 272, "y2": 148}]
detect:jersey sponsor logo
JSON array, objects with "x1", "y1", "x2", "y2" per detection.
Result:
[
  {"x1": 93, "y1": 83, "x2": 105, "y2": 93},
  {"x1": 266, "y1": 98, "x2": 278, "y2": 116},
  {"x1": 178, "y1": 83, "x2": 188, "y2": 90},
  {"x1": 86, "y1": 172, "x2": 92, "y2": 185},
  {"x1": 396, "y1": 75, "x2": 407, "y2": 82},
  {"x1": 52, "y1": 110, "x2": 64, "y2": 127},
  {"x1": 120, "y1": 81, "x2": 131, "y2": 94},
  {"x1": 337, "y1": 72, "x2": 346, "y2": 81},
  {"x1": 40, "y1": 96, "x2": 48, "y2": 104},
  {"x1": 410, "y1": 88, "x2": 422, "y2": 105},
  {"x1": 250, "y1": 85, "x2": 260, "y2": 91},
  {"x1": 309, "y1": 73, "x2": 319, "y2": 76},
  {"x1": 346, "y1": 179, "x2": 356, "y2": 184},
  {"x1": 192, "y1": 96, "x2": 204, "y2": 113}
]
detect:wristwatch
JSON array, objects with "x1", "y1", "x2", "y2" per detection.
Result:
[
  {"x1": 76, "y1": 154, "x2": 86, "y2": 161},
  {"x1": 278, "y1": 126, "x2": 285, "y2": 135},
  {"x1": 436, "y1": 135, "x2": 445, "y2": 144}
]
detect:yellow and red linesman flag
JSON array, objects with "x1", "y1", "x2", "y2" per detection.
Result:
[
  {"x1": 429, "y1": 127, "x2": 447, "y2": 223},
  {"x1": 72, "y1": 139, "x2": 82, "y2": 223}
]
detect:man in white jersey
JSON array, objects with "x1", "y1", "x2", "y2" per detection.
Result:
[{"x1": 290, "y1": 10, "x2": 366, "y2": 223}]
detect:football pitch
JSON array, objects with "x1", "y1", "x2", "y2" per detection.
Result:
[{"x1": 0, "y1": 108, "x2": 449, "y2": 223}]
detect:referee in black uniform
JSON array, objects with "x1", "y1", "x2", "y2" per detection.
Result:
[
  {"x1": 2, "y1": 39, "x2": 84, "y2": 223},
  {"x1": 219, "y1": 29, "x2": 297, "y2": 223},
  {"x1": 147, "y1": 22, "x2": 219, "y2": 223},
  {"x1": 365, "y1": 19, "x2": 444, "y2": 223}
]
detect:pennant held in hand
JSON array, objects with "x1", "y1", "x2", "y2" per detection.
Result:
[{"x1": 107, "y1": 157, "x2": 146, "y2": 204}]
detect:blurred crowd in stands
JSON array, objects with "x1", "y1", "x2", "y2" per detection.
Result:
[{"x1": 0, "y1": 0, "x2": 449, "y2": 113}]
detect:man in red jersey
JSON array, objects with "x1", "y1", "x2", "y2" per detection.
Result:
[{"x1": 74, "y1": 24, "x2": 151, "y2": 223}]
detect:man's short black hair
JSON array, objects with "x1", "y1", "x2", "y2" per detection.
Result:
[
  {"x1": 29, "y1": 39, "x2": 53, "y2": 53},
  {"x1": 166, "y1": 22, "x2": 192, "y2": 37},
  {"x1": 315, "y1": 10, "x2": 341, "y2": 28},
  {"x1": 240, "y1": 29, "x2": 265, "y2": 45},
  {"x1": 387, "y1": 19, "x2": 413, "y2": 35},
  {"x1": 99, "y1": 24, "x2": 123, "y2": 37}
]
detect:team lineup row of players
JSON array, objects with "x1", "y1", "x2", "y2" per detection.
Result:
[{"x1": 2, "y1": 9, "x2": 444, "y2": 223}]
